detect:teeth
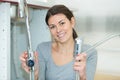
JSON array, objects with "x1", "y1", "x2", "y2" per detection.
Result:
[{"x1": 57, "y1": 32, "x2": 65, "y2": 39}]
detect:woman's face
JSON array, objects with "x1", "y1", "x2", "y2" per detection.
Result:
[{"x1": 48, "y1": 14, "x2": 75, "y2": 43}]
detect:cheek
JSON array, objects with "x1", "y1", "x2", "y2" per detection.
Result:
[
  {"x1": 50, "y1": 30, "x2": 57, "y2": 37},
  {"x1": 65, "y1": 24, "x2": 73, "y2": 33},
  {"x1": 67, "y1": 27, "x2": 73, "y2": 37}
]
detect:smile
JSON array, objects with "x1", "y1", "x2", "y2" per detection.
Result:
[{"x1": 57, "y1": 32, "x2": 65, "y2": 39}]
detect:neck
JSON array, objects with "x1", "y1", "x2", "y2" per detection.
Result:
[{"x1": 53, "y1": 38, "x2": 75, "y2": 55}]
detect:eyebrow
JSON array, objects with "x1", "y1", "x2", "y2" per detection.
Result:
[
  {"x1": 58, "y1": 19, "x2": 65, "y2": 24},
  {"x1": 49, "y1": 18, "x2": 66, "y2": 26}
]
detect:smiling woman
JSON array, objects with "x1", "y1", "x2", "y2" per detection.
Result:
[
  {"x1": 19, "y1": 4, "x2": 97, "y2": 80},
  {"x1": 47, "y1": 14, "x2": 75, "y2": 43}
]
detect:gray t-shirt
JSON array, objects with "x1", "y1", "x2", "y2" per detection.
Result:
[{"x1": 36, "y1": 41, "x2": 97, "y2": 80}]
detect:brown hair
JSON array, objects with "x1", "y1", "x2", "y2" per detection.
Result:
[{"x1": 45, "y1": 5, "x2": 78, "y2": 39}]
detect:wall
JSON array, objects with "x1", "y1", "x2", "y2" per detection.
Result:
[
  {"x1": 74, "y1": 16, "x2": 120, "y2": 80},
  {"x1": 11, "y1": 8, "x2": 51, "y2": 80},
  {"x1": 0, "y1": 3, "x2": 10, "y2": 80}
]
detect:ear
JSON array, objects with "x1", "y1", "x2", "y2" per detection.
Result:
[{"x1": 71, "y1": 17, "x2": 75, "y2": 28}]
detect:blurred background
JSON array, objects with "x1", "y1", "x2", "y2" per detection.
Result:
[{"x1": 0, "y1": 0, "x2": 120, "y2": 80}]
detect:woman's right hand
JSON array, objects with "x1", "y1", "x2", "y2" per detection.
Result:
[{"x1": 19, "y1": 51, "x2": 39, "y2": 80}]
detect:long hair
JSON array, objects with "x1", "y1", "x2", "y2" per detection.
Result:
[{"x1": 45, "y1": 5, "x2": 78, "y2": 39}]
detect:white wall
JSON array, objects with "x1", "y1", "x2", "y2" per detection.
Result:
[
  {"x1": 49, "y1": 0, "x2": 120, "y2": 16},
  {"x1": 82, "y1": 32, "x2": 120, "y2": 76},
  {"x1": 0, "y1": 3, "x2": 10, "y2": 80}
]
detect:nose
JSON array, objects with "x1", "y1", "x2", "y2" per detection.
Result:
[{"x1": 56, "y1": 26, "x2": 61, "y2": 33}]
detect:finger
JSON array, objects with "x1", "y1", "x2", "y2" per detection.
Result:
[
  {"x1": 73, "y1": 65, "x2": 86, "y2": 71},
  {"x1": 21, "y1": 63, "x2": 30, "y2": 73},
  {"x1": 74, "y1": 61, "x2": 81, "y2": 66},
  {"x1": 34, "y1": 51, "x2": 38, "y2": 59},
  {"x1": 34, "y1": 51, "x2": 39, "y2": 63},
  {"x1": 73, "y1": 62, "x2": 81, "y2": 71},
  {"x1": 73, "y1": 62, "x2": 86, "y2": 71},
  {"x1": 75, "y1": 54, "x2": 82, "y2": 62},
  {"x1": 34, "y1": 51, "x2": 39, "y2": 71},
  {"x1": 73, "y1": 66, "x2": 80, "y2": 71},
  {"x1": 74, "y1": 61, "x2": 86, "y2": 66},
  {"x1": 75, "y1": 53, "x2": 87, "y2": 61},
  {"x1": 19, "y1": 51, "x2": 28, "y2": 61},
  {"x1": 80, "y1": 53, "x2": 87, "y2": 58},
  {"x1": 23, "y1": 51, "x2": 28, "y2": 58}
]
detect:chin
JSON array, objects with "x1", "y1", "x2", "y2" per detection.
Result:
[{"x1": 59, "y1": 39, "x2": 68, "y2": 43}]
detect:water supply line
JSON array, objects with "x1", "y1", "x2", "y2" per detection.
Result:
[
  {"x1": 75, "y1": 33, "x2": 120, "y2": 80},
  {"x1": 18, "y1": 0, "x2": 35, "y2": 80},
  {"x1": 84, "y1": 34, "x2": 120, "y2": 53}
]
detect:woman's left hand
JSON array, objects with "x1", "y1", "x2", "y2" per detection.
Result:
[{"x1": 73, "y1": 53, "x2": 87, "y2": 80}]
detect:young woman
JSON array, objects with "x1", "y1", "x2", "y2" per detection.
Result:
[{"x1": 20, "y1": 5, "x2": 97, "y2": 80}]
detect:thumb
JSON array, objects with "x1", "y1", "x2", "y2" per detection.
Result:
[{"x1": 34, "y1": 51, "x2": 39, "y2": 63}]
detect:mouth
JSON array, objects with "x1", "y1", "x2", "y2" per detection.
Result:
[{"x1": 57, "y1": 32, "x2": 65, "y2": 39}]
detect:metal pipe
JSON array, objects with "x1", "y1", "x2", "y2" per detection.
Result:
[
  {"x1": 75, "y1": 38, "x2": 83, "y2": 80},
  {"x1": 83, "y1": 34, "x2": 120, "y2": 53},
  {"x1": 20, "y1": 0, "x2": 35, "y2": 80},
  {"x1": 74, "y1": 34, "x2": 120, "y2": 80}
]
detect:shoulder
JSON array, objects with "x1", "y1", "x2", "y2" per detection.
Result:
[
  {"x1": 37, "y1": 41, "x2": 51, "y2": 48},
  {"x1": 82, "y1": 44, "x2": 97, "y2": 59},
  {"x1": 36, "y1": 41, "x2": 52, "y2": 52},
  {"x1": 83, "y1": 44, "x2": 97, "y2": 80},
  {"x1": 36, "y1": 41, "x2": 52, "y2": 61}
]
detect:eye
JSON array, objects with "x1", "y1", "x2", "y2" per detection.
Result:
[
  {"x1": 49, "y1": 25, "x2": 56, "y2": 29},
  {"x1": 59, "y1": 22, "x2": 65, "y2": 26}
]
